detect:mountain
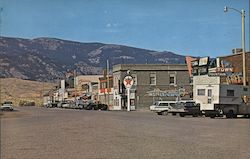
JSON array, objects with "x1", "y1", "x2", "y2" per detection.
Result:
[
  {"x1": 0, "y1": 36, "x2": 186, "y2": 81},
  {"x1": 0, "y1": 78, "x2": 56, "y2": 106}
]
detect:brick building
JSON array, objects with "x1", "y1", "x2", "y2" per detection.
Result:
[{"x1": 219, "y1": 52, "x2": 250, "y2": 85}]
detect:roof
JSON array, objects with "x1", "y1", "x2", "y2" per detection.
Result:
[
  {"x1": 113, "y1": 64, "x2": 188, "y2": 72},
  {"x1": 76, "y1": 75, "x2": 102, "y2": 83}
]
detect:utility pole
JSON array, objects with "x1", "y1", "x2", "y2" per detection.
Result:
[
  {"x1": 72, "y1": 55, "x2": 77, "y2": 103},
  {"x1": 107, "y1": 59, "x2": 109, "y2": 107},
  {"x1": 241, "y1": 9, "x2": 246, "y2": 86},
  {"x1": 0, "y1": 8, "x2": 3, "y2": 105},
  {"x1": 224, "y1": 6, "x2": 246, "y2": 86}
]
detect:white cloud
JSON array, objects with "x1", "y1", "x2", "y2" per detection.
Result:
[
  {"x1": 106, "y1": 23, "x2": 121, "y2": 28},
  {"x1": 106, "y1": 23, "x2": 112, "y2": 28}
]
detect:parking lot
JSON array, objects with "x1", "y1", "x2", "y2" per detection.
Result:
[{"x1": 1, "y1": 106, "x2": 250, "y2": 159}]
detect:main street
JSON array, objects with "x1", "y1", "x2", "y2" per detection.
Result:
[{"x1": 1, "y1": 107, "x2": 250, "y2": 159}]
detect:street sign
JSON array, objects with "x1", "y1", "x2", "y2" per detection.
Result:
[{"x1": 123, "y1": 75, "x2": 134, "y2": 89}]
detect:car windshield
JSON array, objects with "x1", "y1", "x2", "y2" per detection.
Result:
[
  {"x1": 159, "y1": 103, "x2": 168, "y2": 106},
  {"x1": 4, "y1": 101, "x2": 12, "y2": 104},
  {"x1": 185, "y1": 102, "x2": 196, "y2": 107}
]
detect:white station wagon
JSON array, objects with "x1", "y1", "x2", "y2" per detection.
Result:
[{"x1": 149, "y1": 101, "x2": 176, "y2": 111}]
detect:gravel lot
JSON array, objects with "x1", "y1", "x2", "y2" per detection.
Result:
[{"x1": 1, "y1": 107, "x2": 250, "y2": 159}]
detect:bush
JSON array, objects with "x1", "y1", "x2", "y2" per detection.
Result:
[{"x1": 19, "y1": 100, "x2": 36, "y2": 106}]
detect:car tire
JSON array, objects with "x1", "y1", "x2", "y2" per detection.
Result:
[
  {"x1": 157, "y1": 112, "x2": 163, "y2": 115},
  {"x1": 179, "y1": 113, "x2": 185, "y2": 117},
  {"x1": 226, "y1": 110, "x2": 234, "y2": 118}
]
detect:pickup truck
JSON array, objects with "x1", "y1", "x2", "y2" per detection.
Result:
[
  {"x1": 1, "y1": 101, "x2": 14, "y2": 111},
  {"x1": 210, "y1": 102, "x2": 250, "y2": 118}
]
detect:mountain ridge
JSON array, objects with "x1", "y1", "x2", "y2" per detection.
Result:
[{"x1": 0, "y1": 36, "x2": 186, "y2": 81}]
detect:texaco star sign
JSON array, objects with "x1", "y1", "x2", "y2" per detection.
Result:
[{"x1": 123, "y1": 75, "x2": 134, "y2": 89}]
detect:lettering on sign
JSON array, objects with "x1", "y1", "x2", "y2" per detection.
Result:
[{"x1": 215, "y1": 67, "x2": 233, "y2": 73}]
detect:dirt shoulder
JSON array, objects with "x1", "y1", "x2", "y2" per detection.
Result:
[{"x1": 0, "y1": 109, "x2": 30, "y2": 119}]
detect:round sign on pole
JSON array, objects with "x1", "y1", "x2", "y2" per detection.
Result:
[
  {"x1": 123, "y1": 75, "x2": 134, "y2": 111},
  {"x1": 123, "y1": 75, "x2": 134, "y2": 89}
]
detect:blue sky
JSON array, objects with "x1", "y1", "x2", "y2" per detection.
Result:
[{"x1": 0, "y1": 0, "x2": 249, "y2": 57}]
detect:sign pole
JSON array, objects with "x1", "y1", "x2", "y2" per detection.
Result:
[{"x1": 127, "y1": 88, "x2": 130, "y2": 111}]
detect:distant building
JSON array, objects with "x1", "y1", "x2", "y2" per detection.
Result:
[
  {"x1": 58, "y1": 75, "x2": 102, "y2": 101},
  {"x1": 98, "y1": 75, "x2": 113, "y2": 108},
  {"x1": 112, "y1": 64, "x2": 192, "y2": 110}
]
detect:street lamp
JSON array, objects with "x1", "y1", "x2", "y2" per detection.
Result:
[
  {"x1": 0, "y1": 8, "x2": 3, "y2": 105},
  {"x1": 224, "y1": 6, "x2": 246, "y2": 86}
]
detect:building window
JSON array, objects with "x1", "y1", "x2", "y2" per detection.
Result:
[
  {"x1": 208, "y1": 89, "x2": 212, "y2": 97},
  {"x1": 150, "y1": 73, "x2": 156, "y2": 85},
  {"x1": 199, "y1": 67, "x2": 208, "y2": 75},
  {"x1": 208, "y1": 98, "x2": 212, "y2": 104},
  {"x1": 169, "y1": 74, "x2": 176, "y2": 85},
  {"x1": 100, "y1": 82, "x2": 106, "y2": 89},
  {"x1": 197, "y1": 89, "x2": 205, "y2": 96},
  {"x1": 192, "y1": 68, "x2": 199, "y2": 76},
  {"x1": 227, "y1": 90, "x2": 234, "y2": 97},
  {"x1": 131, "y1": 73, "x2": 137, "y2": 86}
]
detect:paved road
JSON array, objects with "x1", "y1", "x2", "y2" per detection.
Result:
[{"x1": 1, "y1": 107, "x2": 250, "y2": 159}]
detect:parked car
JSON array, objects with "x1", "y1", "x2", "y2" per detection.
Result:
[
  {"x1": 150, "y1": 101, "x2": 176, "y2": 111},
  {"x1": 74, "y1": 99, "x2": 84, "y2": 109},
  {"x1": 1, "y1": 101, "x2": 14, "y2": 111},
  {"x1": 85, "y1": 103, "x2": 96, "y2": 110},
  {"x1": 85, "y1": 103, "x2": 108, "y2": 111},
  {"x1": 179, "y1": 102, "x2": 202, "y2": 117},
  {"x1": 95, "y1": 104, "x2": 108, "y2": 110},
  {"x1": 45, "y1": 102, "x2": 58, "y2": 108},
  {"x1": 61, "y1": 101, "x2": 72, "y2": 109}
]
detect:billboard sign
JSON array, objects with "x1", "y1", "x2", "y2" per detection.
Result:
[{"x1": 199, "y1": 57, "x2": 209, "y2": 66}]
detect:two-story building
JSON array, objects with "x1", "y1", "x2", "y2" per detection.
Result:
[
  {"x1": 112, "y1": 64, "x2": 192, "y2": 110},
  {"x1": 98, "y1": 74, "x2": 113, "y2": 108}
]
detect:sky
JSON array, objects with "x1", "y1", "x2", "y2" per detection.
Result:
[{"x1": 0, "y1": 0, "x2": 249, "y2": 57}]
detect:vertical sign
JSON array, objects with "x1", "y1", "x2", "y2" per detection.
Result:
[{"x1": 123, "y1": 75, "x2": 134, "y2": 111}]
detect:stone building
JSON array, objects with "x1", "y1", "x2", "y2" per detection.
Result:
[{"x1": 112, "y1": 64, "x2": 192, "y2": 110}]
